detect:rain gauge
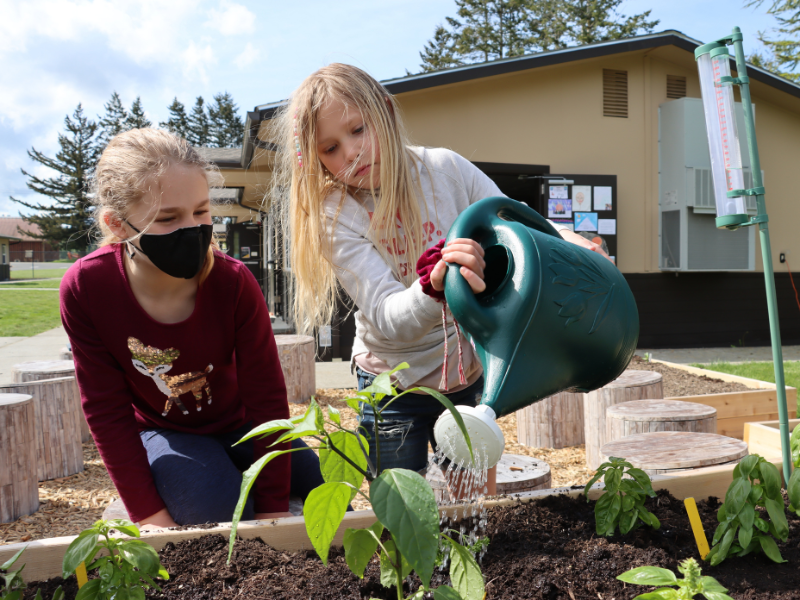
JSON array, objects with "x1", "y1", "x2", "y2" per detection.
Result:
[{"x1": 696, "y1": 28, "x2": 792, "y2": 484}]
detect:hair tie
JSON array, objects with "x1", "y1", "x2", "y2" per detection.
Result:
[{"x1": 293, "y1": 110, "x2": 303, "y2": 168}]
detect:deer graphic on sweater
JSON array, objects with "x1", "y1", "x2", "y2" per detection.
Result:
[{"x1": 127, "y1": 337, "x2": 213, "y2": 416}]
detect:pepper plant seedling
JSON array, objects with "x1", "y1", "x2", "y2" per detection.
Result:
[
  {"x1": 706, "y1": 454, "x2": 788, "y2": 565},
  {"x1": 62, "y1": 519, "x2": 169, "y2": 600},
  {"x1": 1, "y1": 546, "x2": 64, "y2": 600},
  {"x1": 228, "y1": 363, "x2": 484, "y2": 600},
  {"x1": 617, "y1": 557, "x2": 734, "y2": 600},
  {"x1": 788, "y1": 423, "x2": 800, "y2": 517},
  {"x1": 583, "y1": 456, "x2": 660, "y2": 536}
]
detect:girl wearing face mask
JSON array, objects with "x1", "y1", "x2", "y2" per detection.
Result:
[{"x1": 60, "y1": 128, "x2": 323, "y2": 530}]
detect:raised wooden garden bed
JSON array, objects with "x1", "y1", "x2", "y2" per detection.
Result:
[{"x1": 744, "y1": 417, "x2": 800, "y2": 460}]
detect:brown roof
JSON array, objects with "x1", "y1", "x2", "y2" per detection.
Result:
[{"x1": 0, "y1": 217, "x2": 42, "y2": 241}]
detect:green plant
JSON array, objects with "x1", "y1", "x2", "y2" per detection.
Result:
[
  {"x1": 62, "y1": 519, "x2": 169, "y2": 600},
  {"x1": 617, "y1": 557, "x2": 734, "y2": 600},
  {"x1": 706, "y1": 454, "x2": 788, "y2": 565},
  {"x1": 1, "y1": 546, "x2": 64, "y2": 600},
  {"x1": 583, "y1": 456, "x2": 660, "y2": 536},
  {"x1": 228, "y1": 363, "x2": 484, "y2": 600}
]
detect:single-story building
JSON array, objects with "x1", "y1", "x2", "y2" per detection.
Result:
[
  {"x1": 208, "y1": 29, "x2": 800, "y2": 355},
  {"x1": 0, "y1": 217, "x2": 57, "y2": 263}
]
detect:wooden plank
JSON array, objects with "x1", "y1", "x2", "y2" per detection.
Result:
[
  {"x1": 600, "y1": 431, "x2": 748, "y2": 470},
  {"x1": 718, "y1": 413, "x2": 787, "y2": 440},
  {"x1": 744, "y1": 419, "x2": 800, "y2": 459},
  {"x1": 669, "y1": 390, "x2": 796, "y2": 421}
]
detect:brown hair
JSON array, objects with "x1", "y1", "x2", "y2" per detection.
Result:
[{"x1": 92, "y1": 128, "x2": 223, "y2": 283}]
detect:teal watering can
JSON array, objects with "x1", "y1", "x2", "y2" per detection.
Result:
[{"x1": 433, "y1": 197, "x2": 639, "y2": 468}]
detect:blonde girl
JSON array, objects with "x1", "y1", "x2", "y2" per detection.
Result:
[
  {"x1": 60, "y1": 128, "x2": 323, "y2": 529},
  {"x1": 272, "y1": 64, "x2": 609, "y2": 477}
]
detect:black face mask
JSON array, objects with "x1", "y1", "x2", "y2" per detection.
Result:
[{"x1": 125, "y1": 222, "x2": 213, "y2": 280}]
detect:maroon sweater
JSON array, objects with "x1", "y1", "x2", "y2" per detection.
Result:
[{"x1": 60, "y1": 245, "x2": 290, "y2": 522}]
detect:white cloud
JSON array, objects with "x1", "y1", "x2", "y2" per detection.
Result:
[
  {"x1": 234, "y1": 42, "x2": 257, "y2": 70},
  {"x1": 206, "y1": 1, "x2": 255, "y2": 36},
  {"x1": 181, "y1": 42, "x2": 217, "y2": 85}
]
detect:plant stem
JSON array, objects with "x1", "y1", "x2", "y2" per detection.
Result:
[
  {"x1": 395, "y1": 546, "x2": 404, "y2": 600},
  {"x1": 310, "y1": 435, "x2": 369, "y2": 478},
  {"x1": 373, "y1": 416, "x2": 381, "y2": 476},
  {"x1": 331, "y1": 422, "x2": 376, "y2": 478}
]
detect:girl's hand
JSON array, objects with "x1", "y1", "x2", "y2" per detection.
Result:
[
  {"x1": 558, "y1": 229, "x2": 615, "y2": 263},
  {"x1": 138, "y1": 508, "x2": 179, "y2": 531},
  {"x1": 255, "y1": 511, "x2": 294, "y2": 520},
  {"x1": 430, "y1": 238, "x2": 486, "y2": 294}
]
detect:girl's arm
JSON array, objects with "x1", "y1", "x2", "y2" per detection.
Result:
[
  {"x1": 233, "y1": 266, "x2": 292, "y2": 515},
  {"x1": 60, "y1": 265, "x2": 168, "y2": 524}
]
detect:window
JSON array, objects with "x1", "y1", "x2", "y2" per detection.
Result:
[
  {"x1": 603, "y1": 69, "x2": 628, "y2": 118},
  {"x1": 667, "y1": 75, "x2": 687, "y2": 99}
]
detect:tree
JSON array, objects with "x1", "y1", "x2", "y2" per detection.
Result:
[
  {"x1": 160, "y1": 97, "x2": 191, "y2": 140},
  {"x1": 208, "y1": 92, "x2": 244, "y2": 147},
  {"x1": 125, "y1": 97, "x2": 152, "y2": 130},
  {"x1": 414, "y1": 0, "x2": 659, "y2": 74},
  {"x1": 748, "y1": 0, "x2": 800, "y2": 81},
  {"x1": 98, "y1": 91, "x2": 128, "y2": 148},
  {"x1": 187, "y1": 97, "x2": 210, "y2": 147},
  {"x1": 10, "y1": 104, "x2": 99, "y2": 252}
]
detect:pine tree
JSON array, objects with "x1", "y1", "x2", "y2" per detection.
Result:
[
  {"x1": 125, "y1": 97, "x2": 152, "y2": 130},
  {"x1": 208, "y1": 92, "x2": 244, "y2": 148},
  {"x1": 452, "y1": 0, "x2": 530, "y2": 63},
  {"x1": 187, "y1": 97, "x2": 210, "y2": 147},
  {"x1": 750, "y1": 0, "x2": 800, "y2": 81},
  {"x1": 160, "y1": 98, "x2": 191, "y2": 139},
  {"x1": 98, "y1": 91, "x2": 128, "y2": 148},
  {"x1": 555, "y1": 0, "x2": 659, "y2": 47},
  {"x1": 416, "y1": 25, "x2": 464, "y2": 74},
  {"x1": 10, "y1": 104, "x2": 99, "y2": 252}
]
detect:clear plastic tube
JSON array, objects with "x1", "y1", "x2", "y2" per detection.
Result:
[{"x1": 697, "y1": 52, "x2": 747, "y2": 217}]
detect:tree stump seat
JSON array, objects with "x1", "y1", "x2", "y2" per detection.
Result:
[
  {"x1": 606, "y1": 399, "x2": 717, "y2": 443},
  {"x1": 599, "y1": 431, "x2": 748, "y2": 475},
  {"x1": 0, "y1": 394, "x2": 39, "y2": 523},
  {"x1": 427, "y1": 454, "x2": 551, "y2": 503},
  {"x1": 584, "y1": 370, "x2": 663, "y2": 469},
  {"x1": 517, "y1": 390, "x2": 585, "y2": 449},
  {"x1": 275, "y1": 335, "x2": 316, "y2": 404}
]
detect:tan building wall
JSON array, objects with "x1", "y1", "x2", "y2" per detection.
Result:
[{"x1": 393, "y1": 46, "x2": 800, "y2": 274}]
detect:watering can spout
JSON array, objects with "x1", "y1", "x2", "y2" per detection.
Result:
[{"x1": 433, "y1": 197, "x2": 639, "y2": 468}]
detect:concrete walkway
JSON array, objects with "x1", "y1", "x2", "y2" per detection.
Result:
[
  {"x1": 0, "y1": 327, "x2": 70, "y2": 384},
  {"x1": 634, "y1": 346, "x2": 800, "y2": 365}
]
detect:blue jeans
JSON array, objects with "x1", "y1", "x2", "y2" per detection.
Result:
[
  {"x1": 357, "y1": 367, "x2": 484, "y2": 474},
  {"x1": 139, "y1": 424, "x2": 323, "y2": 525}
]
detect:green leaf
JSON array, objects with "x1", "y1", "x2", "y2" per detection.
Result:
[
  {"x1": 604, "y1": 467, "x2": 622, "y2": 493},
  {"x1": 737, "y1": 454, "x2": 759, "y2": 480},
  {"x1": 699, "y1": 577, "x2": 729, "y2": 593},
  {"x1": 433, "y1": 585, "x2": 463, "y2": 600},
  {"x1": 619, "y1": 508, "x2": 637, "y2": 534},
  {"x1": 379, "y1": 539, "x2": 412, "y2": 589},
  {"x1": 738, "y1": 520, "x2": 753, "y2": 550},
  {"x1": 718, "y1": 527, "x2": 735, "y2": 562},
  {"x1": 748, "y1": 484, "x2": 763, "y2": 504},
  {"x1": 346, "y1": 397, "x2": 363, "y2": 413},
  {"x1": 595, "y1": 492, "x2": 621, "y2": 536},
  {"x1": 274, "y1": 400, "x2": 324, "y2": 444},
  {"x1": 413, "y1": 386, "x2": 474, "y2": 463},
  {"x1": 105, "y1": 520, "x2": 140, "y2": 538},
  {"x1": 629, "y1": 589, "x2": 679, "y2": 600},
  {"x1": 118, "y1": 540, "x2": 161, "y2": 576},
  {"x1": 759, "y1": 461, "x2": 781, "y2": 500},
  {"x1": 371, "y1": 469, "x2": 440, "y2": 589},
  {"x1": 716, "y1": 502, "x2": 727, "y2": 522},
  {"x1": 364, "y1": 371, "x2": 396, "y2": 397},
  {"x1": 320, "y1": 431, "x2": 368, "y2": 493},
  {"x1": 327, "y1": 405, "x2": 341, "y2": 425},
  {"x1": 448, "y1": 539, "x2": 485, "y2": 600},
  {"x1": 583, "y1": 469, "x2": 605, "y2": 498},
  {"x1": 1, "y1": 546, "x2": 26, "y2": 571},
  {"x1": 232, "y1": 419, "x2": 294, "y2": 446},
  {"x1": 638, "y1": 506, "x2": 660, "y2": 530},
  {"x1": 227, "y1": 447, "x2": 297, "y2": 562},
  {"x1": 63, "y1": 530, "x2": 99, "y2": 578},
  {"x1": 74, "y1": 578, "x2": 101, "y2": 600},
  {"x1": 758, "y1": 535, "x2": 787, "y2": 563},
  {"x1": 764, "y1": 497, "x2": 789, "y2": 541},
  {"x1": 304, "y1": 482, "x2": 352, "y2": 565},
  {"x1": 724, "y1": 477, "x2": 751, "y2": 517},
  {"x1": 626, "y1": 468, "x2": 655, "y2": 496},
  {"x1": 755, "y1": 517, "x2": 769, "y2": 533},
  {"x1": 702, "y1": 593, "x2": 736, "y2": 600},
  {"x1": 788, "y1": 468, "x2": 800, "y2": 509},
  {"x1": 343, "y1": 521, "x2": 384, "y2": 579},
  {"x1": 617, "y1": 566, "x2": 677, "y2": 586}
]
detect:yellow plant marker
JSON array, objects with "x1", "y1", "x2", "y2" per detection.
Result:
[
  {"x1": 76, "y1": 562, "x2": 88, "y2": 588},
  {"x1": 684, "y1": 497, "x2": 710, "y2": 559}
]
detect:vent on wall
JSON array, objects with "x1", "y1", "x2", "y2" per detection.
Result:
[
  {"x1": 667, "y1": 75, "x2": 687, "y2": 99},
  {"x1": 603, "y1": 69, "x2": 628, "y2": 118}
]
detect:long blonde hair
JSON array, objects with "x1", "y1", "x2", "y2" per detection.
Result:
[
  {"x1": 268, "y1": 63, "x2": 426, "y2": 334},
  {"x1": 93, "y1": 128, "x2": 222, "y2": 283}
]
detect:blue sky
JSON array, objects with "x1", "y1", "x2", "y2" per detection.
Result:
[{"x1": 0, "y1": 0, "x2": 786, "y2": 217}]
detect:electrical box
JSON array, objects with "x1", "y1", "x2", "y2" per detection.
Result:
[{"x1": 659, "y1": 98, "x2": 760, "y2": 271}]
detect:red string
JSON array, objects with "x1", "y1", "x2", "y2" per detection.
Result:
[
  {"x1": 786, "y1": 258, "x2": 800, "y2": 315},
  {"x1": 439, "y1": 302, "x2": 449, "y2": 391}
]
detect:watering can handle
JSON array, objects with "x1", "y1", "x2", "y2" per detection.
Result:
[{"x1": 444, "y1": 197, "x2": 559, "y2": 334}]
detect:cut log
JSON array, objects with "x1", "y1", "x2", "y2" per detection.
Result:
[
  {"x1": 427, "y1": 454, "x2": 550, "y2": 503},
  {"x1": 606, "y1": 400, "x2": 717, "y2": 444},
  {"x1": 12, "y1": 361, "x2": 89, "y2": 443},
  {"x1": 275, "y1": 335, "x2": 316, "y2": 404},
  {"x1": 0, "y1": 378, "x2": 84, "y2": 481},
  {"x1": 0, "y1": 394, "x2": 39, "y2": 523},
  {"x1": 584, "y1": 370, "x2": 663, "y2": 469},
  {"x1": 517, "y1": 391, "x2": 584, "y2": 449},
  {"x1": 599, "y1": 431, "x2": 748, "y2": 475}
]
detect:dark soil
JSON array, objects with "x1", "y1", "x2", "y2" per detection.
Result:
[
  {"x1": 629, "y1": 355, "x2": 752, "y2": 397},
  {"x1": 25, "y1": 490, "x2": 800, "y2": 600}
]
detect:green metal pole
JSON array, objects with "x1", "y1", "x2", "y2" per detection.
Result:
[{"x1": 730, "y1": 27, "x2": 793, "y2": 485}]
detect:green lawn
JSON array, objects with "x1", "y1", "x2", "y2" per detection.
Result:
[
  {"x1": 692, "y1": 361, "x2": 800, "y2": 392},
  {"x1": 0, "y1": 290, "x2": 62, "y2": 336},
  {"x1": 2, "y1": 279, "x2": 63, "y2": 289},
  {"x1": 10, "y1": 268, "x2": 69, "y2": 280}
]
